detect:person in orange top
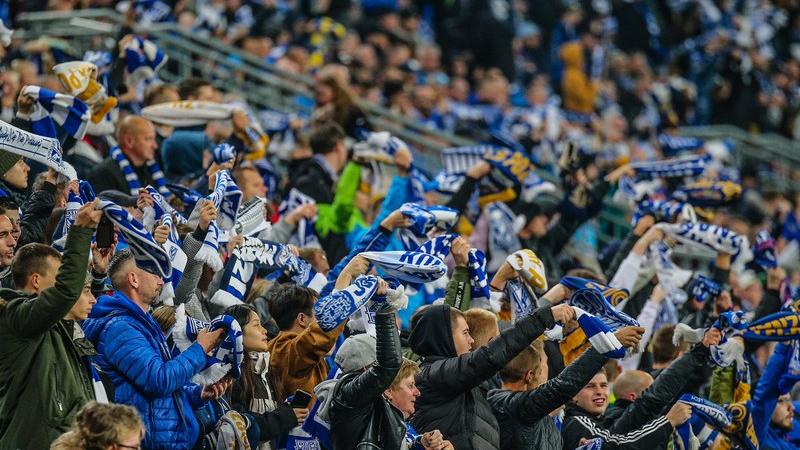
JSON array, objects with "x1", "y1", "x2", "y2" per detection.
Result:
[
  {"x1": 266, "y1": 256, "x2": 370, "y2": 400},
  {"x1": 560, "y1": 41, "x2": 599, "y2": 115}
]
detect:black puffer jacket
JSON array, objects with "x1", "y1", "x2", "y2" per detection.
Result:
[
  {"x1": 489, "y1": 347, "x2": 608, "y2": 450},
  {"x1": 330, "y1": 309, "x2": 404, "y2": 450},
  {"x1": 409, "y1": 304, "x2": 555, "y2": 450},
  {"x1": 18, "y1": 179, "x2": 56, "y2": 247}
]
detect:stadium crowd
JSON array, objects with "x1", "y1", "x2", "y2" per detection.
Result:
[{"x1": 0, "y1": 0, "x2": 799, "y2": 450}]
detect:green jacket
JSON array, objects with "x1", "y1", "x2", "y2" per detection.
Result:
[
  {"x1": 316, "y1": 162, "x2": 367, "y2": 237},
  {"x1": 0, "y1": 226, "x2": 95, "y2": 450}
]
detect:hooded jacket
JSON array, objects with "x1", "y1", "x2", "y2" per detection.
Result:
[
  {"x1": 559, "y1": 41, "x2": 598, "y2": 114},
  {"x1": 0, "y1": 225, "x2": 94, "y2": 450},
  {"x1": 408, "y1": 304, "x2": 555, "y2": 450},
  {"x1": 488, "y1": 347, "x2": 609, "y2": 450},
  {"x1": 82, "y1": 291, "x2": 208, "y2": 450}
]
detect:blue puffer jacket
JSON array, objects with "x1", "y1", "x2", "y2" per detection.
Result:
[{"x1": 83, "y1": 291, "x2": 208, "y2": 450}]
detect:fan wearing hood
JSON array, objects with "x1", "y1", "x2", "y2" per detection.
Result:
[{"x1": 407, "y1": 301, "x2": 575, "y2": 450}]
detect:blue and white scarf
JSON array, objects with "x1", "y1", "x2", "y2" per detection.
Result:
[
  {"x1": 505, "y1": 277, "x2": 536, "y2": 322},
  {"x1": 753, "y1": 229, "x2": 778, "y2": 269},
  {"x1": 196, "y1": 170, "x2": 241, "y2": 271},
  {"x1": 690, "y1": 274, "x2": 722, "y2": 303},
  {"x1": 170, "y1": 304, "x2": 244, "y2": 385},
  {"x1": 359, "y1": 251, "x2": 447, "y2": 284},
  {"x1": 52, "y1": 185, "x2": 89, "y2": 251},
  {"x1": 658, "y1": 133, "x2": 704, "y2": 155},
  {"x1": 212, "y1": 143, "x2": 236, "y2": 165},
  {"x1": 672, "y1": 179, "x2": 742, "y2": 207},
  {"x1": 23, "y1": 85, "x2": 90, "y2": 141},
  {"x1": 0, "y1": 119, "x2": 77, "y2": 180},
  {"x1": 279, "y1": 188, "x2": 320, "y2": 249},
  {"x1": 142, "y1": 185, "x2": 187, "y2": 232},
  {"x1": 441, "y1": 145, "x2": 533, "y2": 195},
  {"x1": 629, "y1": 154, "x2": 710, "y2": 178},
  {"x1": 109, "y1": 146, "x2": 170, "y2": 197},
  {"x1": 416, "y1": 233, "x2": 490, "y2": 302},
  {"x1": 573, "y1": 438, "x2": 603, "y2": 450},
  {"x1": 633, "y1": 199, "x2": 696, "y2": 227},
  {"x1": 560, "y1": 276, "x2": 630, "y2": 308},
  {"x1": 485, "y1": 202, "x2": 524, "y2": 272},
  {"x1": 124, "y1": 35, "x2": 167, "y2": 74},
  {"x1": 673, "y1": 411, "x2": 720, "y2": 450},
  {"x1": 159, "y1": 213, "x2": 186, "y2": 305},
  {"x1": 314, "y1": 275, "x2": 379, "y2": 332},
  {"x1": 655, "y1": 222, "x2": 752, "y2": 269},
  {"x1": 210, "y1": 237, "x2": 326, "y2": 308},
  {"x1": 396, "y1": 203, "x2": 459, "y2": 251},
  {"x1": 167, "y1": 183, "x2": 202, "y2": 217},
  {"x1": 98, "y1": 200, "x2": 172, "y2": 278},
  {"x1": 568, "y1": 287, "x2": 640, "y2": 331},
  {"x1": 675, "y1": 394, "x2": 758, "y2": 450},
  {"x1": 546, "y1": 300, "x2": 628, "y2": 359}
]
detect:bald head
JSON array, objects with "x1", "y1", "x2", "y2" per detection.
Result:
[
  {"x1": 613, "y1": 370, "x2": 653, "y2": 402},
  {"x1": 117, "y1": 116, "x2": 157, "y2": 165}
]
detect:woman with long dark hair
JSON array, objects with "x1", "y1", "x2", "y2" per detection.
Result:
[
  {"x1": 312, "y1": 73, "x2": 371, "y2": 138},
  {"x1": 223, "y1": 304, "x2": 309, "y2": 450}
]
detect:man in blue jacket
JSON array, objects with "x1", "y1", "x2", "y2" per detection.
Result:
[
  {"x1": 750, "y1": 342, "x2": 798, "y2": 450},
  {"x1": 83, "y1": 249, "x2": 229, "y2": 450}
]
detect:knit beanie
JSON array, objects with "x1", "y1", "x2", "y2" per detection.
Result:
[{"x1": 0, "y1": 149, "x2": 22, "y2": 178}]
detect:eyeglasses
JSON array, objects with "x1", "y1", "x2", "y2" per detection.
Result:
[{"x1": 117, "y1": 444, "x2": 140, "y2": 450}]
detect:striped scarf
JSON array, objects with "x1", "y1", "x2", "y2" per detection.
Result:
[
  {"x1": 396, "y1": 203, "x2": 459, "y2": 252},
  {"x1": 142, "y1": 185, "x2": 186, "y2": 233},
  {"x1": 279, "y1": 188, "x2": 320, "y2": 249},
  {"x1": 416, "y1": 233, "x2": 490, "y2": 302},
  {"x1": 52, "y1": 189, "x2": 84, "y2": 251},
  {"x1": 159, "y1": 213, "x2": 186, "y2": 305},
  {"x1": 170, "y1": 304, "x2": 245, "y2": 385},
  {"x1": 675, "y1": 394, "x2": 757, "y2": 450},
  {"x1": 568, "y1": 287, "x2": 640, "y2": 331},
  {"x1": 314, "y1": 275, "x2": 379, "y2": 332},
  {"x1": 109, "y1": 146, "x2": 170, "y2": 197},
  {"x1": 23, "y1": 85, "x2": 90, "y2": 141},
  {"x1": 98, "y1": 200, "x2": 172, "y2": 278},
  {"x1": 672, "y1": 179, "x2": 742, "y2": 207},
  {"x1": 485, "y1": 202, "x2": 523, "y2": 272},
  {"x1": 655, "y1": 222, "x2": 753, "y2": 269},
  {"x1": 140, "y1": 101, "x2": 269, "y2": 159},
  {"x1": 0, "y1": 119, "x2": 77, "y2": 180},
  {"x1": 441, "y1": 145, "x2": 533, "y2": 196},
  {"x1": 544, "y1": 300, "x2": 628, "y2": 359},
  {"x1": 196, "y1": 170, "x2": 241, "y2": 271},
  {"x1": 52, "y1": 61, "x2": 117, "y2": 124},
  {"x1": 560, "y1": 276, "x2": 629, "y2": 308},
  {"x1": 630, "y1": 154, "x2": 710, "y2": 178}
]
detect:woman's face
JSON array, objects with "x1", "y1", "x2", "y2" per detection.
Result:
[
  {"x1": 385, "y1": 375, "x2": 420, "y2": 419},
  {"x1": 3, "y1": 159, "x2": 28, "y2": 190},
  {"x1": 242, "y1": 311, "x2": 270, "y2": 353}
]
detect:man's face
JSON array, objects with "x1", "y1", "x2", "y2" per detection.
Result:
[
  {"x1": 574, "y1": 372, "x2": 610, "y2": 416},
  {"x1": 66, "y1": 285, "x2": 97, "y2": 321},
  {"x1": 194, "y1": 85, "x2": 219, "y2": 102},
  {"x1": 130, "y1": 121, "x2": 158, "y2": 162},
  {"x1": 3, "y1": 159, "x2": 29, "y2": 190},
  {"x1": 771, "y1": 394, "x2": 794, "y2": 432},
  {"x1": 240, "y1": 170, "x2": 267, "y2": 202},
  {"x1": 4, "y1": 209, "x2": 19, "y2": 242},
  {"x1": 136, "y1": 267, "x2": 164, "y2": 305},
  {"x1": 0, "y1": 216, "x2": 16, "y2": 266},
  {"x1": 451, "y1": 316, "x2": 475, "y2": 356}
]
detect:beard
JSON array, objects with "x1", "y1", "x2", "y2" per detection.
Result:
[
  {"x1": 770, "y1": 418, "x2": 794, "y2": 432},
  {"x1": 146, "y1": 285, "x2": 164, "y2": 304}
]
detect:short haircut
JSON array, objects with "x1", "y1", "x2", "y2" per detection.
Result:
[
  {"x1": 11, "y1": 243, "x2": 61, "y2": 287},
  {"x1": 500, "y1": 341, "x2": 543, "y2": 383},
  {"x1": 448, "y1": 307, "x2": 466, "y2": 333},
  {"x1": 389, "y1": 359, "x2": 421, "y2": 390},
  {"x1": 652, "y1": 324, "x2": 684, "y2": 364},
  {"x1": 232, "y1": 166, "x2": 259, "y2": 183},
  {"x1": 268, "y1": 283, "x2": 318, "y2": 331},
  {"x1": 177, "y1": 77, "x2": 213, "y2": 100},
  {"x1": 143, "y1": 84, "x2": 179, "y2": 107},
  {"x1": 107, "y1": 250, "x2": 135, "y2": 291},
  {"x1": 309, "y1": 121, "x2": 345, "y2": 155},
  {"x1": 0, "y1": 197, "x2": 18, "y2": 212},
  {"x1": 463, "y1": 309, "x2": 499, "y2": 348}
]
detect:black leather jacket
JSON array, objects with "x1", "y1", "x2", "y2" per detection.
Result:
[{"x1": 329, "y1": 309, "x2": 404, "y2": 450}]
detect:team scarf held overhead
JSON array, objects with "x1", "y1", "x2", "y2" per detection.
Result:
[
  {"x1": 560, "y1": 276, "x2": 630, "y2": 309},
  {"x1": 618, "y1": 154, "x2": 710, "y2": 200},
  {"x1": 753, "y1": 229, "x2": 778, "y2": 269},
  {"x1": 568, "y1": 287, "x2": 640, "y2": 333},
  {"x1": 52, "y1": 61, "x2": 117, "y2": 124},
  {"x1": 123, "y1": 36, "x2": 167, "y2": 95},
  {"x1": 210, "y1": 237, "x2": 326, "y2": 308},
  {"x1": 196, "y1": 170, "x2": 242, "y2": 271},
  {"x1": 212, "y1": 142, "x2": 236, "y2": 165},
  {"x1": 52, "y1": 181, "x2": 95, "y2": 250},
  {"x1": 0, "y1": 119, "x2": 78, "y2": 180},
  {"x1": 167, "y1": 183, "x2": 203, "y2": 217},
  {"x1": 170, "y1": 304, "x2": 244, "y2": 385},
  {"x1": 313, "y1": 275, "x2": 380, "y2": 332},
  {"x1": 632, "y1": 199, "x2": 697, "y2": 227},
  {"x1": 672, "y1": 179, "x2": 742, "y2": 207},
  {"x1": 485, "y1": 201, "x2": 524, "y2": 273},
  {"x1": 110, "y1": 146, "x2": 171, "y2": 198},
  {"x1": 97, "y1": 200, "x2": 172, "y2": 279},
  {"x1": 655, "y1": 222, "x2": 753, "y2": 271},
  {"x1": 140, "y1": 101, "x2": 269, "y2": 160},
  {"x1": 506, "y1": 249, "x2": 548, "y2": 309},
  {"x1": 543, "y1": 297, "x2": 628, "y2": 359},
  {"x1": 158, "y1": 213, "x2": 187, "y2": 305},
  {"x1": 689, "y1": 274, "x2": 723, "y2": 303},
  {"x1": 352, "y1": 131, "x2": 427, "y2": 205},
  {"x1": 675, "y1": 394, "x2": 758, "y2": 450},
  {"x1": 440, "y1": 145, "x2": 533, "y2": 202},
  {"x1": 396, "y1": 202, "x2": 459, "y2": 252},
  {"x1": 22, "y1": 85, "x2": 90, "y2": 141},
  {"x1": 279, "y1": 188, "x2": 320, "y2": 249},
  {"x1": 141, "y1": 185, "x2": 187, "y2": 233}
]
